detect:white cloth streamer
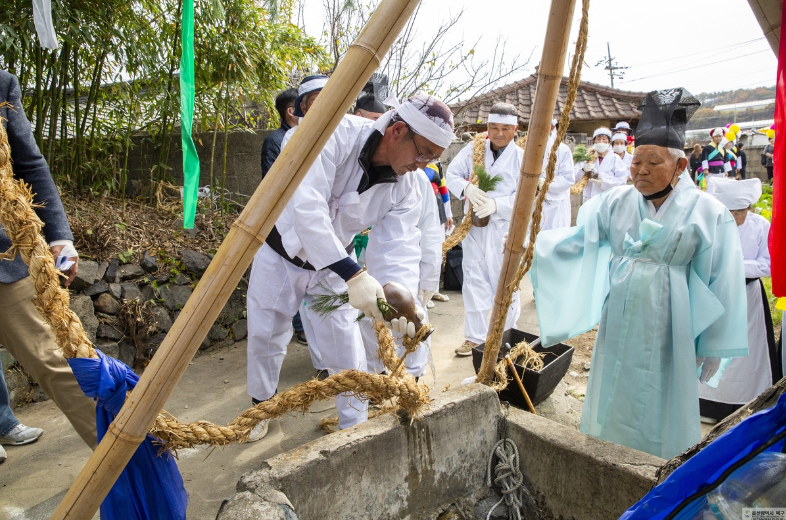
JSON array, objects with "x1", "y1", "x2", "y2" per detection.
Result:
[{"x1": 33, "y1": 0, "x2": 58, "y2": 50}]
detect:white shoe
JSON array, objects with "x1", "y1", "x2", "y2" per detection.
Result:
[
  {"x1": 246, "y1": 419, "x2": 269, "y2": 443},
  {"x1": 0, "y1": 423, "x2": 44, "y2": 445},
  {"x1": 432, "y1": 292, "x2": 450, "y2": 302},
  {"x1": 0, "y1": 444, "x2": 6, "y2": 463},
  {"x1": 700, "y1": 416, "x2": 718, "y2": 425},
  {"x1": 427, "y1": 300, "x2": 435, "y2": 309}
]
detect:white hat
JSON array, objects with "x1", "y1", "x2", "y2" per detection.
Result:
[
  {"x1": 708, "y1": 178, "x2": 762, "y2": 210},
  {"x1": 593, "y1": 127, "x2": 612, "y2": 139},
  {"x1": 611, "y1": 132, "x2": 628, "y2": 143},
  {"x1": 612, "y1": 121, "x2": 631, "y2": 132},
  {"x1": 378, "y1": 94, "x2": 455, "y2": 148},
  {"x1": 710, "y1": 127, "x2": 725, "y2": 138}
]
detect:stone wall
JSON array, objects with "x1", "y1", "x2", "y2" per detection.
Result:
[
  {"x1": 124, "y1": 128, "x2": 275, "y2": 197},
  {"x1": 216, "y1": 385, "x2": 663, "y2": 520}
]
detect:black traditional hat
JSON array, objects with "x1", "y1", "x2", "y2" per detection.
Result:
[
  {"x1": 354, "y1": 73, "x2": 388, "y2": 113},
  {"x1": 634, "y1": 88, "x2": 700, "y2": 148}
]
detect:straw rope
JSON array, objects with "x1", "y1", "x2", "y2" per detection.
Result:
[
  {"x1": 0, "y1": 105, "x2": 97, "y2": 361},
  {"x1": 489, "y1": 340, "x2": 546, "y2": 392},
  {"x1": 0, "y1": 107, "x2": 430, "y2": 450},
  {"x1": 480, "y1": 0, "x2": 589, "y2": 388}
]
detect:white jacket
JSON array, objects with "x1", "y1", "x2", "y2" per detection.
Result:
[
  {"x1": 445, "y1": 138, "x2": 523, "y2": 221},
  {"x1": 277, "y1": 115, "x2": 422, "y2": 275},
  {"x1": 574, "y1": 151, "x2": 629, "y2": 202},
  {"x1": 541, "y1": 139, "x2": 575, "y2": 201}
]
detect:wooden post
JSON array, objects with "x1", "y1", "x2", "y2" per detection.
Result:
[
  {"x1": 50, "y1": 1, "x2": 421, "y2": 518},
  {"x1": 478, "y1": 0, "x2": 577, "y2": 384}
]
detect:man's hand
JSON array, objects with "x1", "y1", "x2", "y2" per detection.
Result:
[
  {"x1": 418, "y1": 289, "x2": 434, "y2": 308},
  {"x1": 346, "y1": 271, "x2": 386, "y2": 321},
  {"x1": 50, "y1": 244, "x2": 79, "y2": 287},
  {"x1": 589, "y1": 178, "x2": 602, "y2": 186},
  {"x1": 385, "y1": 306, "x2": 427, "y2": 339},
  {"x1": 697, "y1": 357, "x2": 722, "y2": 384},
  {"x1": 464, "y1": 184, "x2": 488, "y2": 207},
  {"x1": 474, "y1": 198, "x2": 497, "y2": 218},
  {"x1": 445, "y1": 217, "x2": 454, "y2": 233}
]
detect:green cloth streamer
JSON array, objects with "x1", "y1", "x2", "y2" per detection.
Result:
[{"x1": 179, "y1": 0, "x2": 199, "y2": 229}]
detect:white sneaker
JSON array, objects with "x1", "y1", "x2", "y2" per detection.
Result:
[
  {"x1": 0, "y1": 424, "x2": 44, "y2": 445},
  {"x1": 0, "y1": 444, "x2": 6, "y2": 463},
  {"x1": 246, "y1": 420, "x2": 269, "y2": 443},
  {"x1": 700, "y1": 416, "x2": 719, "y2": 425},
  {"x1": 432, "y1": 292, "x2": 450, "y2": 302},
  {"x1": 427, "y1": 300, "x2": 435, "y2": 309}
]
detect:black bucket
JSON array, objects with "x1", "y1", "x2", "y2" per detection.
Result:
[{"x1": 472, "y1": 328, "x2": 574, "y2": 409}]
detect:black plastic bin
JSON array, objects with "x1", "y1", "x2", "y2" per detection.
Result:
[{"x1": 471, "y1": 328, "x2": 574, "y2": 409}]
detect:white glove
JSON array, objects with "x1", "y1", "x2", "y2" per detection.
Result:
[
  {"x1": 418, "y1": 289, "x2": 434, "y2": 308},
  {"x1": 464, "y1": 184, "x2": 488, "y2": 207},
  {"x1": 538, "y1": 177, "x2": 545, "y2": 189},
  {"x1": 501, "y1": 232, "x2": 528, "y2": 254},
  {"x1": 474, "y1": 198, "x2": 497, "y2": 218},
  {"x1": 697, "y1": 357, "x2": 721, "y2": 384},
  {"x1": 589, "y1": 178, "x2": 602, "y2": 186},
  {"x1": 385, "y1": 306, "x2": 427, "y2": 338},
  {"x1": 346, "y1": 271, "x2": 386, "y2": 321},
  {"x1": 583, "y1": 163, "x2": 595, "y2": 173}
]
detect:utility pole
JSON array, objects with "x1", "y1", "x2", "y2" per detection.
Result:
[{"x1": 595, "y1": 42, "x2": 629, "y2": 88}]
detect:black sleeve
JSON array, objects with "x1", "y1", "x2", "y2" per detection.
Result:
[
  {"x1": 3, "y1": 72, "x2": 73, "y2": 243},
  {"x1": 260, "y1": 135, "x2": 280, "y2": 180}
]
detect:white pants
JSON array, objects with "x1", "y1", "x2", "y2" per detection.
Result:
[
  {"x1": 462, "y1": 222, "x2": 520, "y2": 344},
  {"x1": 359, "y1": 312, "x2": 430, "y2": 378},
  {"x1": 541, "y1": 198, "x2": 571, "y2": 231},
  {"x1": 247, "y1": 244, "x2": 368, "y2": 429},
  {"x1": 299, "y1": 302, "x2": 327, "y2": 370}
]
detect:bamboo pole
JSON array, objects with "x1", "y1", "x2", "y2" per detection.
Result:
[
  {"x1": 478, "y1": 0, "x2": 577, "y2": 384},
  {"x1": 50, "y1": 1, "x2": 421, "y2": 518},
  {"x1": 505, "y1": 355, "x2": 537, "y2": 415}
]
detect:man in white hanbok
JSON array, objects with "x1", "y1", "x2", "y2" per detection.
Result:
[
  {"x1": 529, "y1": 88, "x2": 748, "y2": 459},
  {"x1": 245, "y1": 94, "x2": 454, "y2": 441},
  {"x1": 447, "y1": 102, "x2": 522, "y2": 356},
  {"x1": 699, "y1": 177, "x2": 781, "y2": 422},
  {"x1": 539, "y1": 120, "x2": 575, "y2": 230},
  {"x1": 573, "y1": 127, "x2": 629, "y2": 202}
]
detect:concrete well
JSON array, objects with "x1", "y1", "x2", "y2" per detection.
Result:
[{"x1": 216, "y1": 385, "x2": 665, "y2": 520}]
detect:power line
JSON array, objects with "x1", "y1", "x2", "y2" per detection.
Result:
[
  {"x1": 624, "y1": 37, "x2": 764, "y2": 68},
  {"x1": 623, "y1": 49, "x2": 771, "y2": 83}
]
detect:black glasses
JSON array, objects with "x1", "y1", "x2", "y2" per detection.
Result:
[{"x1": 407, "y1": 126, "x2": 441, "y2": 163}]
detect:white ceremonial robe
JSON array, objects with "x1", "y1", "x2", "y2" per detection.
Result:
[
  {"x1": 619, "y1": 151, "x2": 633, "y2": 170},
  {"x1": 540, "y1": 138, "x2": 575, "y2": 230},
  {"x1": 447, "y1": 139, "x2": 522, "y2": 344},
  {"x1": 699, "y1": 212, "x2": 773, "y2": 405},
  {"x1": 362, "y1": 171, "x2": 441, "y2": 377},
  {"x1": 574, "y1": 152, "x2": 629, "y2": 202},
  {"x1": 529, "y1": 177, "x2": 748, "y2": 459},
  {"x1": 247, "y1": 115, "x2": 423, "y2": 429}
]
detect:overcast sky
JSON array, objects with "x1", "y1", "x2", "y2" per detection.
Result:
[{"x1": 301, "y1": 0, "x2": 777, "y2": 102}]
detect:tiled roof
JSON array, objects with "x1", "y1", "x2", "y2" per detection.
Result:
[{"x1": 450, "y1": 73, "x2": 648, "y2": 130}]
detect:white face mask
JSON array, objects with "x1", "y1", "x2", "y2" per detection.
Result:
[
  {"x1": 613, "y1": 144, "x2": 626, "y2": 154},
  {"x1": 593, "y1": 143, "x2": 609, "y2": 154}
]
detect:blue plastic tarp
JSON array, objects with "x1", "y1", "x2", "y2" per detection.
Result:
[
  {"x1": 620, "y1": 393, "x2": 786, "y2": 520},
  {"x1": 68, "y1": 351, "x2": 187, "y2": 520}
]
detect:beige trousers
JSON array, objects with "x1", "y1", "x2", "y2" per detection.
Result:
[{"x1": 0, "y1": 276, "x2": 97, "y2": 448}]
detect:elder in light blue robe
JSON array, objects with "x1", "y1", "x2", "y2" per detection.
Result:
[{"x1": 529, "y1": 148, "x2": 748, "y2": 460}]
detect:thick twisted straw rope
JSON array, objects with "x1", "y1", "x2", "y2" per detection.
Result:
[
  {"x1": 153, "y1": 323, "x2": 432, "y2": 449},
  {"x1": 0, "y1": 107, "x2": 96, "y2": 360},
  {"x1": 0, "y1": 107, "x2": 430, "y2": 450},
  {"x1": 481, "y1": 0, "x2": 590, "y2": 388},
  {"x1": 489, "y1": 340, "x2": 546, "y2": 392}
]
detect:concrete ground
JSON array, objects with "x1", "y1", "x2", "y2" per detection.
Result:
[{"x1": 0, "y1": 279, "x2": 543, "y2": 520}]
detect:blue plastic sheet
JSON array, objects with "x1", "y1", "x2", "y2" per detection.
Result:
[
  {"x1": 620, "y1": 393, "x2": 786, "y2": 520},
  {"x1": 68, "y1": 351, "x2": 187, "y2": 520}
]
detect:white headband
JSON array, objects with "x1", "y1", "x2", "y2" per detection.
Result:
[
  {"x1": 299, "y1": 77, "x2": 328, "y2": 96},
  {"x1": 488, "y1": 113, "x2": 518, "y2": 125},
  {"x1": 593, "y1": 128, "x2": 612, "y2": 139},
  {"x1": 612, "y1": 132, "x2": 628, "y2": 143},
  {"x1": 381, "y1": 96, "x2": 454, "y2": 148}
]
